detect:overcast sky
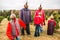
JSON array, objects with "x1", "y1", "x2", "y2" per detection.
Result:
[{"x1": 0, "y1": 0, "x2": 60, "y2": 10}]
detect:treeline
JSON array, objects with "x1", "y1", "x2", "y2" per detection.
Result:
[{"x1": 0, "y1": 10, "x2": 60, "y2": 29}]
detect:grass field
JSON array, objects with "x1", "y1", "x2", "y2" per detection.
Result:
[{"x1": 0, "y1": 18, "x2": 60, "y2": 40}]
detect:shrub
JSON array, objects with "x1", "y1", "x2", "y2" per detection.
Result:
[
  {"x1": 16, "y1": 15, "x2": 19, "y2": 18},
  {"x1": 0, "y1": 10, "x2": 11, "y2": 18},
  {"x1": 45, "y1": 15, "x2": 49, "y2": 20},
  {"x1": 58, "y1": 15, "x2": 60, "y2": 20},
  {"x1": 53, "y1": 11, "x2": 58, "y2": 16},
  {"x1": 53, "y1": 11, "x2": 60, "y2": 29},
  {"x1": 55, "y1": 19, "x2": 59, "y2": 29},
  {"x1": 0, "y1": 16, "x2": 4, "y2": 23},
  {"x1": 7, "y1": 16, "x2": 10, "y2": 21}
]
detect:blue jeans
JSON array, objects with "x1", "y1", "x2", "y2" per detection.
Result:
[
  {"x1": 34, "y1": 25, "x2": 40, "y2": 37},
  {"x1": 16, "y1": 36, "x2": 20, "y2": 40},
  {"x1": 39, "y1": 25, "x2": 43, "y2": 33}
]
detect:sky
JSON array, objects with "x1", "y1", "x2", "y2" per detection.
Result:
[{"x1": 0, "y1": 0, "x2": 60, "y2": 10}]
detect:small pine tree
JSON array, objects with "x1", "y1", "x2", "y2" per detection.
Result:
[{"x1": 53, "y1": 11, "x2": 60, "y2": 29}]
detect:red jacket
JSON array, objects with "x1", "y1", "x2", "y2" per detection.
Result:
[
  {"x1": 34, "y1": 10, "x2": 45, "y2": 25},
  {"x1": 35, "y1": 10, "x2": 45, "y2": 22},
  {"x1": 6, "y1": 19, "x2": 26, "y2": 40},
  {"x1": 48, "y1": 19, "x2": 56, "y2": 27},
  {"x1": 34, "y1": 16, "x2": 43, "y2": 25}
]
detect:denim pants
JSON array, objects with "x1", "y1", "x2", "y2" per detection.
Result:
[
  {"x1": 34, "y1": 25, "x2": 40, "y2": 36},
  {"x1": 16, "y1": 36, "x2": 20, "y2": 40},
  {"x1": 39, "y1": 25, "x2": 43, "y2": 33}
]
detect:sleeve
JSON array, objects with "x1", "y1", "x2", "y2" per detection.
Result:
[
  {"x1": 34, "y1": 17, "x2": 36, "y2": 25},
  {"x1": 34, "y1": 11, "x2": 37, "y2": 24},
  {"x1": 29, "y1": 10, "x2": 32, "y2": 22},
  {"x1": 34, "y1": 10, "x2": 37, "y2": 17},
  {"x1": 6, "y1": 22, "x2": 13, "y2": 40},
  {"x1": 42, "y1": 10, "x2": 45, "y2": 23},
  {"x1": 48, "y1": 20, "x2": 50, "y2": 26},
  {"x1": 18, "y1": 19, "x2": 26, "y2": 29},
  {"x1": 41, "y1": 18, "x2": 44, "y2": 26},
  {"x1": 20, "y1": 10, "x2": 23, "y2": 20},
  {"x1": 54, "y1": 20, "x2": 56, "y2": 27}
]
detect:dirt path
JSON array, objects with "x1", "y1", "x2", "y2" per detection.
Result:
[{"x1": 0, "y1": 18, "x2": 60, "y2": 40}]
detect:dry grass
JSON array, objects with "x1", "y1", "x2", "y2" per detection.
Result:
[{"x1": 0, "y1": 18, "x2": 60, "y2": 40}]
